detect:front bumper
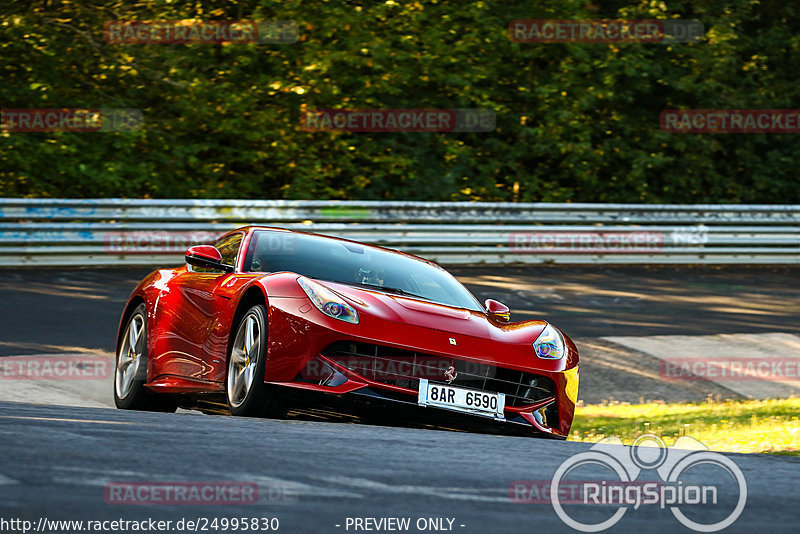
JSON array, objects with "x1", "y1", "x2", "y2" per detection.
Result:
[
  {"x1": 280, "y1": 385, "x2": 570, "y2": 439},
  {"x1": 264, "y1": 297, "x2": 579, "y2": 438}
]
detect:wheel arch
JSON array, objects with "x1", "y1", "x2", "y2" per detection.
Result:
[
  {"x1": 227, "y1": 284, "x2": 269, "y2": 358},
  {"x1": 116, "y1": 295, "x2": 146, "y2": 354}
]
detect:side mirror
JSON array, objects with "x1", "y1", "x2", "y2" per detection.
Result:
[
  {"x1": 485, "y1": 299, "x2": 510, "y2": 322},
  {"x1": 185, "y1": 245, "x2": 233, "y2": 273}
]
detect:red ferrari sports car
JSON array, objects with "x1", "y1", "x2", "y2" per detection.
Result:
[{"x1": 114, "y1": 227, "x2": 579, "y2": 438}]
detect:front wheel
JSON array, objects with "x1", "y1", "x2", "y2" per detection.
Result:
[
  {"x1": 226, "y1": 304, "x2": 285, "y2": 418},
  {"x1": 114, "y1": 303, "x2": 176, "y2": 412}
]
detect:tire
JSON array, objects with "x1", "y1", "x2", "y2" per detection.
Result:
[
  {"x1": 226, "y1": 304, "x2": 285, "y2": 418},
  {"x1": 114, "y1": 303, "x2": 177, "y2": 412}
]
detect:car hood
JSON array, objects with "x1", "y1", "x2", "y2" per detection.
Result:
[
  {"x1": 323, "y1": 281, "x2": 539, "y2": 342},
  {"x1": 260, "y1": 273, "x2": 569, "y2": 372}
]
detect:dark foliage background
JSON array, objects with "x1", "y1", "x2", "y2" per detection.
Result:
[{"x1": 1, "y1": 0, "x2": 799, "y2": 202}]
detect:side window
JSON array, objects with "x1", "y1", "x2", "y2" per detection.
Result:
[{"x1": 215, "y1": 233, "x2": 243, "y2": 268}]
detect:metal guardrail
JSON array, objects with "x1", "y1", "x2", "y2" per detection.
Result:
[{"x1": 0, "y1": 198, "x2": 798, "y2": 266}]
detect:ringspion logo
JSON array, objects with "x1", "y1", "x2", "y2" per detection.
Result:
[{"x1": 544, "y1": 435, "x2": 747, "y2": 532}]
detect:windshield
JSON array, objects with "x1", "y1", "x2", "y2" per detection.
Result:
[{"x1": 244, "y1": 230, "x2": 482, "y2": 311}]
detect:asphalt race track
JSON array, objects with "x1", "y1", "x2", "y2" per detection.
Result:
[
  {"x1": 1, "y1": 265, "x2": 800, "y2": 533},
  {"x1": 1, "y1": 265, "x2": 799, "y2": 355},
  {"x1": 1, "y1": 401, "x2": 799, "y2": 534}
]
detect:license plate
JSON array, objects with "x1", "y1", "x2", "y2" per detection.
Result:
[{"x1": 417, "y1": 379, "x2": 505, "y2": 420}]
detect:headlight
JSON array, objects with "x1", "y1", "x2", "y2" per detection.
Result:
[
  {"x1": 533, "y1": 324, "x2": 565, "y2": 359},
  {"x1": 297, "y1": 276, "x2": 359, "y2": 324}
]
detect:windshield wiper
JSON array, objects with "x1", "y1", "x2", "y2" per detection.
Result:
[{"x1": 329, "y1": 280, "x2": 432, "y2": 301}]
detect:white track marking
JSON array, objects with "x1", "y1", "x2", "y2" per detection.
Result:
[
  {"x1": 0, "y1": 473, "x2": 18, "y2": 485},
  {"x1": 313, "y1": 475, "x2": 510, "y2": 503}
]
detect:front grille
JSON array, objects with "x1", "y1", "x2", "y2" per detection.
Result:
[{"x1": 322, "y1": 341, "x2": 557, "y2": 408}]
